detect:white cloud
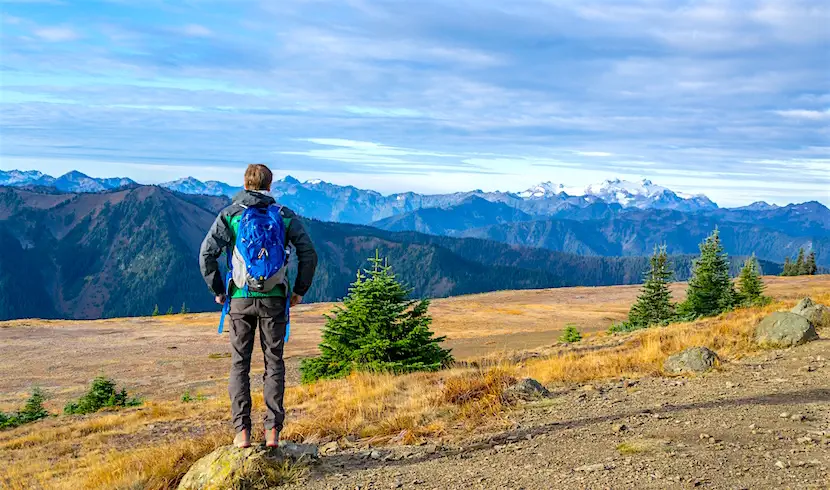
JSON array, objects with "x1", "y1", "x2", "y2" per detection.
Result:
[
  {"x1": 574, "y1": 151, "x2": 613, "y2": 157},
  {"x1": 774, "y1": 109, "x2": 830, "y2": 120},
  {"x1": 180, "y1": 24, "x2": 212, "y2": 37},
  {"x1": 33, "y1": 26, "x2": 79, "y2": 42}
]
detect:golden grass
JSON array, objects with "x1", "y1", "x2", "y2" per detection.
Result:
[{"x1": 2, "y1": 289, "x2": 828, "y2": 490}]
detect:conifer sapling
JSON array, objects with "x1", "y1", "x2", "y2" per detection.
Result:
[
  {"x1": 300, "y1": 251, "x2": 453, "y2": 384},
  {"x1": 677, "y1": 229, "x2": 738, "y2": 319},
  {"x1": 737, "y1": 254, "x2": 768, "y2": 306},
  {"x1": 627, "y1": 245, "x2": 676, "y2": 329}
]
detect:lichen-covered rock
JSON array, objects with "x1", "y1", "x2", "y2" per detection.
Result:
[
  {"x1": 791, "y1": 298, "x2": 830, "y2": 330},
  {"x1": 503, "y1": 378, "x2": 552, "y2": 401},
  {"x1": 755, "y1": 312, "x2": 819, "y2": 348},
  {"x1": 177, "y1": 442, "x2": 318, "y2": 490},
  {"x1": 663, "y1": 347, "x2": 719, "y2": 374}
]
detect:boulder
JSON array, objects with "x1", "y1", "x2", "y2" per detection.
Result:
[
  {"x1": 503, "y1": 378, "x2": 552, "y2": 402},
  {"x1": 754, "y1": 312, "x2": 819, "y2": 348},
  {"x1": 663, "y1": 347, "x2": 719, "y2": 374},
  {"x1": 177, "y1": 442, "x2": 318, "y2": 490},
  {"x1": 791, "y1": 298, "x2": 830, "y2": 330}
]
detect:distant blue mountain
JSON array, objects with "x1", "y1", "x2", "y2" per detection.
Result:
[{"x1": 0, "y1": 170, "x2": 136, "y2": 193}]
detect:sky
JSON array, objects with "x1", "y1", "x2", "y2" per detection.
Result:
[{"x1": 0, "y1": 0, "x2": 828, "y2": 207}]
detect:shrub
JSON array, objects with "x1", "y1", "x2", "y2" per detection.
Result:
[
  {"x1": 64, "y1": 376, "x2": 142, "y2": 415},
  {"x1": 559, "y1": 324, "x2": 582, "y2": 343},
  {"x1": 300, "y1": 251, "x2": 453, "y2": 384},
  {"x1": 0, "y1": 388, "x2": 50, "y2": 429},
  {"x1": 181, "y1": 391, "x2": 193, "y2": 403},
  {"x1": 608, "y1": 321, "x2": 647, "y2": 334}
]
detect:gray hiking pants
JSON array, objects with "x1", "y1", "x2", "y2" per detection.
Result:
[{"x1": 228, "y1": 297, "x2": 287, "y2": 433}]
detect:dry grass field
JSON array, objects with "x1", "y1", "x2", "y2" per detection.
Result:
[{"x1": 0, "y1": 275, "x2": 828, "y2": 489}]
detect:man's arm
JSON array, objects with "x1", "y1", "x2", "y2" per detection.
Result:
[
  {"x1": 199, "y1": 213, "x2": 233, "y2": 299},
  {"x1": 285, "y1": 212, "x2": 318, "y2": 300}
]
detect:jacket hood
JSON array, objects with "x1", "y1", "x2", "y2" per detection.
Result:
[{"x1": 232, "y1": 190, "x2": 276, "y2": 208}]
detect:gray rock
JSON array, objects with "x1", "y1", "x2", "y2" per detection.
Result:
[
  {"x1": 177, "y1": 443, "x2": 317, "y2": 490},
  {"x1": 503, "y1": 378, "x2": 553, "y2": 401},
  {"x1": 663, "y1": 347, "x2": 720, "y2": 374},
  {"x1": 791, "y1": 298, "x2": 830, "y2": 330},
  {"x1": 575, "y1": 463, "x2": 614, "y2": 472},
  {"x1": 754, "y1": 312, "x2": 819, "y2": 348}
]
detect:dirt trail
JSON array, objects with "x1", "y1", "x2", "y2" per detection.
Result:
[{"x1": 291, "y1": 337, "x2": 830, "y2": 489}]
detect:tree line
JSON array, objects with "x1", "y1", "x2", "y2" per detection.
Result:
[
  {"x1": 612, "y1": 229, "x2": 771, "y2": 333},
  {"x1": 781, "y1": 248, "x2": 818, "y2": 276}
]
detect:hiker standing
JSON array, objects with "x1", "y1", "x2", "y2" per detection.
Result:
[{"x1": 199, "y1": 164, "x2": 318, "y2": 448}]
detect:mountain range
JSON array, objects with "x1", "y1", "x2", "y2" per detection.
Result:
[
  {"x1": 2, "y1": 169, "x2": 728, "y2": 224},
  {"x1": 372, "y1": 196, "x2": 830, "y2": 267},
  {"x1": 0, "y1": 185, "x2": 784, "y2": 321}
]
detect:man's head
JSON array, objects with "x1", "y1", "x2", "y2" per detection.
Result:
[{"x1": 244, "y1": 164, "x2": 273, "y2": 191}]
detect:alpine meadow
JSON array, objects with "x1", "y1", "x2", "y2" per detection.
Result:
[{"x1": 1, "y1": 1, "x2": 829, "y2": 489}]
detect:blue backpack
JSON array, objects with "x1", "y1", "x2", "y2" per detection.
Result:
[{"x1": 218, "y1": 205, "x2": 291, "y2": 339}]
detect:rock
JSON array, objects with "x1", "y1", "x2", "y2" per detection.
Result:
[
  {"x1": 575, "y1": 463, "x2": 613, "y2": 473},
  {"x1": 663, "y1": 347, "x2": 720, "y2": 374},
  {"x1": 503, "y1": 378, "x2": 553, "y2": 401},
  {"x1": 321, "y1": 441, "x2": 339, "y2": 455},
  {"x1": 775, "y1": 460, "x2": 786, "y2": 470},
  {"x1": 791, "y1": 298, "x2": 830, "y2": 329},
  {"x1": 754, "y1": 312, "x2": 819, "y2": 348},
  {"x1": 612, "y1": 423, "x2": 628, "y2": 434},
  {"x1": 177, "y1": 443, "x2": 317, "y2": 490}
]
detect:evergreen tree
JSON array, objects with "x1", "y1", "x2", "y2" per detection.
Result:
[
  {"x1": 300, "y1": 251, "x2": 453, "y2": 384},
  {"x1": 627, "y1": 245, "x2": 676, "y2": 328},
  {"x1": 781, "y1": 257, "x2": 793, "y2": 276},
  {"x1": 737, "y1": 254, "x2": 767, "y2": 306},
  {"x1": 559, "y1": 324, "x2": 582, "y2": 343},
  {"x1": 805, "y1": 251, "x2": 818, "y2": 276},
  {"x1": 152, "y1": 304, "x2": 160, "y2": 316},
  {"x1": 795, "y1": 248, "x2": 806, "y2": 275},
  {"x1": 166, "y1": 306, "x2": 174, "y2": 315},
  {"x1": 677, "y1": 229, "x2": 738, "y2": 319},
  {"x1": 180, "y1": 302, "x2": 188, "y2": 314}
]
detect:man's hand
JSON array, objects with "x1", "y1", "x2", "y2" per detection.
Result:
[
  {"x1": 215, "y1": 294, "x2": 226, "y2": 305},
  {"x1": 290, "y1": 294, "x2": 303, "y2": 307}
]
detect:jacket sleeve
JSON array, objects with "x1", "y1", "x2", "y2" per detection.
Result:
[
  {"x1": 200, "y1": 213, "x2": 233, "y2": 296},
  {"x1": 286, "y1": 215, "x2": 318, "y2": 297}
]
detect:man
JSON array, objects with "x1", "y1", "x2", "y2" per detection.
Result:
[{"x1": 199, "y1": 164, "x2": 318, "y2": 448}]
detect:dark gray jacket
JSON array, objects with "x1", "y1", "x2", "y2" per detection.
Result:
[{"x1": 199, "y1": 190, "x2": 318, "y2": 298}]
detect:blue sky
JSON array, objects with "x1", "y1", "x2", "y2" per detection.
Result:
[{"x1": 0, "y1": 0, "x2": 828, "y2": 206}]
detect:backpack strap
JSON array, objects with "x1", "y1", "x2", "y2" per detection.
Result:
[{"x1": 218, "y1": 248, "x2": 233, "y2": 334}]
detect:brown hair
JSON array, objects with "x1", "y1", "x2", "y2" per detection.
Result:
[{"x1": 244, "y1": 164, "x2": 273, "y2": 191}]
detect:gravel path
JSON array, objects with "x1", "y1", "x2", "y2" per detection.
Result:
[{"x1": 289, "y1": 337, "x2": 830, "y2": 489}]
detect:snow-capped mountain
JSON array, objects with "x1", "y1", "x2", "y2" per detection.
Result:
[
  {"x1": 0, "y1": 170, "x2": 53, "y2": 187},
  {"x1": 731, "y1": 201, "x2": 780, "y2": 211},
  {"x1": 518, "y1": 182, "x2": 568, "y2": 199},
  {"x1": 159, "y1": 177, "x2": 242, "y2": 197},
  {"x1": 0, "y1": 170, "x2": 135, "y2": 192},
  {"x1": 517, "y1": 178, "x2": 717, "y2": 212}
]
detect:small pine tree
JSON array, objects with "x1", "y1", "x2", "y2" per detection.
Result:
[
  {"x1": 627, "y1": 245, "x2": 676, "y2": 329},
  {"x1": 781, "y1": 257, "x2": 792, "y2": 276},
  {"x1": 805, "y1": 251, "x2": 818, "y2": 276},
  {"x1": 166, "y1": 306, "x2": 174, "y2": 315},
  {"x1": 737, "y1": 254, "x2": 768, "y2": 306},
  {"x1": 180, "y1": 302, "x2": 188, "y2": 314},
  {"x1": 795, "y1": 248, "x2": 806, "y2": 275},
  {"x1": 559, "y1": 324, "x2": 582, "y2": 343},
  {"x1": 152, "y1": 304, "x2": 160, "y2": 316},
  {"x1": 300, "y1": 251, "x2": 453, "y2": 384},
  {"x1": 677, "y1": 229, "x2": 738, "y2": 319}
]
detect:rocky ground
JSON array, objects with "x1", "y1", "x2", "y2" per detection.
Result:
[{"x1": 288, "y1": 337, "x2": 830, "y2": 490}]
